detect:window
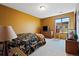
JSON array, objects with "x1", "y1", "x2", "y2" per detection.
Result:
[{"x1": 55, "y1": 17, "x2": 70, "y2": 33}]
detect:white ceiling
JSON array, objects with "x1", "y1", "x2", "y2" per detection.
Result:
[{"x1": 1, "y1": 3, "x2": 77, "y2": 18}]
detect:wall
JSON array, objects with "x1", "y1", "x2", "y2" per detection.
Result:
[
  {"x1": 41, "y1": 12, "x2": 75, "y2": 39},
  {"x1": 76, "y1": 10, "x2": 79, "y2": 41},
  {"x1": 0, "y1": 5, "x2": 41, "y2": 34}
]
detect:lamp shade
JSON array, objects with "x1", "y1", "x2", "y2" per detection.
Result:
[{"x1": 0, "y1": 26, "x2": 17, "y2": 42}]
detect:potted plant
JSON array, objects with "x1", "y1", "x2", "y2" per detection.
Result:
[{"x1": 74, "y1": 32, "x2": 78, "y2": 41}]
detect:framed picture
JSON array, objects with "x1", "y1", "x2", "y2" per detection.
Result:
[{"x1": 67, "y1": 29, "x2": 75, "y2": 39}]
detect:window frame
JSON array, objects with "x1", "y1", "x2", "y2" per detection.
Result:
[{"x1": 55, "y1": 17, "x2": 70, "y2": 33}]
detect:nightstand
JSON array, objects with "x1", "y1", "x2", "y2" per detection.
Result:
[{"x1": 66, "y1": 40, "x2": 79, "y2": 55}]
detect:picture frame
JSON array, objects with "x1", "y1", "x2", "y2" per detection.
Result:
[{"x1": 67, "y1": 29, "x2": 75, "y2": 39}]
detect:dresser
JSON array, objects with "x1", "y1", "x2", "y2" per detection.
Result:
[
  {"x1": 42, "y1": 31, "x2": 54, "y2": 38},
  {"x1": 66, "y1": 40, "x2": 79, "y2": 55}
]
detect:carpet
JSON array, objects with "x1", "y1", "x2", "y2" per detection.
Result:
[{"x1": 30, "y1": 38, "x2": 73, "y2": 56}]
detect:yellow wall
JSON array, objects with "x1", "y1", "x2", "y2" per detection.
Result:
[
  {"x1": 0, "y1": 5, "x2": 41, "y2": 34},
  {"x1": 41, "y1": 12, "x2": 75, "y2": 39},
  {"x1": 0, "y1": 5, "x2": 75, "y2": 39}
]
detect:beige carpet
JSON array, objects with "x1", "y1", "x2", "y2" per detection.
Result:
[{"x1": 30, "y1": 38, "x2": 73, "y2": 56}]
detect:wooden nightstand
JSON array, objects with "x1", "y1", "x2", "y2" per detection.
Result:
[
  {"x1": 0, "y1": 42, "x2": 4, "y2": 56},
  {"x1": 9, "y1": 47, "x2": 27, "y2": 56},
  {"x1": 66, "y1": 40, "x2": 79, "y2": 55}
]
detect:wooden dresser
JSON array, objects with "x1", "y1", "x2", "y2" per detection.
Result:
[
  {"x1": 42, "y1": 31, "x2": 54, "y2": 38},
  {"x1": 66, "y1": 40, "x2": 79, "y2": 55}
]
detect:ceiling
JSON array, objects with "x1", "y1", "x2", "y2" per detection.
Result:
[{"x1": 1, "y1": 3, "x2": 77, "y2": 18}]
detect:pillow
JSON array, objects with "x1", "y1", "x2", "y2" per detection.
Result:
[{"x1": 35, "y1": 33, "x2": 45, "y2": 41}]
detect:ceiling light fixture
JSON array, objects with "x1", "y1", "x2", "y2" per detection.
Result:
[{"x1": 40, "y1": 6, "x2": 46, "y2": 10}]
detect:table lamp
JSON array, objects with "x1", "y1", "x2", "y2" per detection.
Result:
[{"x1": 0, "y1": 26, "x2": 17, "y2": 56}]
